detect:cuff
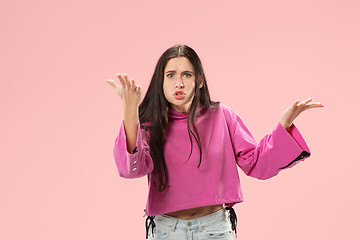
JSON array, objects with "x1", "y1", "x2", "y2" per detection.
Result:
[{"x1": 273, "y1": 122, "x2": 311, "y2": 170}]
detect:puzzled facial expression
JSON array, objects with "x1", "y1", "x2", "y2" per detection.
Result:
[{"x1": 163, "y1": 57, "x2": 202, "y2": 114}]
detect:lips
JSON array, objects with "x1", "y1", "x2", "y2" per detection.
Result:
[
  {"x1": 174, "y1": 91, "x2": 185, "y2": 96},
  {"x1": 174, "y1": 91, "x2": 185, "y2": 100}
]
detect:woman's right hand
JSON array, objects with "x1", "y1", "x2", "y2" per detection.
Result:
[
  {"x1": 106, "y1": 73, "x2": 141, "y2": 153},
  {"x1": 105, "y1": 73, "x2": 142, "y2": 108}
]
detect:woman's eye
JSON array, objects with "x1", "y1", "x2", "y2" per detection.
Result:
[{"x1": 166, "y1": 73, "x2": 191, "y2": 78}]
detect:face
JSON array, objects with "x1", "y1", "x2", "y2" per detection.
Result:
[{"x1": 163, "y1": 57, "x2": 203, "y2": 114}]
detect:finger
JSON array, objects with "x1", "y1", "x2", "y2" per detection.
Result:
[
  {"x1": 293, "y1": 99, "x2": 300, "y2": 106},
  {"x1": 130, "y1": 79, "x2": 136, "y2": 90},
  {"x1": 294, "y1": 103, "x2": 323, "y2": 117},
  {"x1": 294, "y1": 98, "x2": 312, "y2": 114},
  {"x1": 116, "y1": 73, "x2": 126, "y2": 88},
  {"x1": 305, "y1": 101, "x2": 324, "y2": 107},
  {"x1": 291, "y1": 100, "x2": 300, "y2": 109},
  {"x1": 304, "y1": 103, "x2": 325, "y2": 109},
  {"x1": 291, "y1": 99, "x2": 303, "y2": 116},
  {"x1": 105, "y1": 79, "x2": 120, "y2": 90},
  {"x1": 298, "y1": 98, "x2": 312, "y2": 107},
  {"x1": 135, "y1": 84, "x2": 141, "y2": 92},
  {"x1": 123, "y1": 73, "x2": 131, "y2": 89}
]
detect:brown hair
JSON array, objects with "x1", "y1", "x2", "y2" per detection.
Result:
[{"x1": 139, "y1": 44, "x2": 219, "y2": 192}]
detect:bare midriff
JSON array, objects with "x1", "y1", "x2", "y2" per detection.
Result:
[{"x1": 164, "y1": 204, "x2": 224, "y2": 220}]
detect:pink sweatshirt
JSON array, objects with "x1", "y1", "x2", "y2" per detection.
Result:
[{"x1": 113, "y1": 103, "x2": 311, "y2": 216}]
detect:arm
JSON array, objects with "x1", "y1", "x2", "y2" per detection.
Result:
[
  {"x1": 113, "y1": 119, "x2": 154, "y2": 179},
  {"x1": 225, "y1": 106, "x2": 311, "y2": 180},
  {"x1": 123, "y1": 105, "x2": 140, "y2": 154},
  {"x1": 107, "y1": 73, "x2": 154, "y2": 179}
]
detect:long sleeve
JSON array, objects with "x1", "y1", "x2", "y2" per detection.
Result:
[
  {"x1": 113, "y1": 120, "x2": 154, "y2": 179},
  {"x1": 225, "y1": 106, "x2": 311, "y2": 180}
]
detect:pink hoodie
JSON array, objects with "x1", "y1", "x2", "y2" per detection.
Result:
[{"x1": 113, "y1": 103, "x2": 311, "y2": 216}]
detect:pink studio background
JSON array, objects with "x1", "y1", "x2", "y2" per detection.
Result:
[{"x1": 1, "y1": 0, "x2": 359, "y2": 239}]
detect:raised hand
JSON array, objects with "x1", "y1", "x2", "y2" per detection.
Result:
[
  {"x1": 280, "y1": 98, "x2": 324, "y2": 131},
  {"x1": 106, "y1": 73, "x2": 142, "y2": 153},
  {"x1": 105, "y1": 73, "x2": 142, "y2": 109}
]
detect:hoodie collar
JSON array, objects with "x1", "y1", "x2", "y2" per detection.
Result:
[{"x1": 168, "y1": 105, "x2": 206, "y2": 120}]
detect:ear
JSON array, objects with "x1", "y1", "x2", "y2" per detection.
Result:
[{"x1": 199, "y1": 76, "x2": 204, "y2": 88}]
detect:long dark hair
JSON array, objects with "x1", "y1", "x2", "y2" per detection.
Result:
[{"x1": 139, "y1": 44, "x2": 219, "y2": 192}]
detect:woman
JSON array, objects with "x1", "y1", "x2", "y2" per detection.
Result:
[{"x1": 105, "y1": 44, "x2": 324, "y2": 239}]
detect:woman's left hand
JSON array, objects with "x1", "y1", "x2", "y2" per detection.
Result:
[{"x1": 280, "y1": 98, "x2": 324, "y2": 131}]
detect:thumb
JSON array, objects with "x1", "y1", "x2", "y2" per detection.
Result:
[{"x1": 105, "y1": 79, "x2": 120, "y2": 90}]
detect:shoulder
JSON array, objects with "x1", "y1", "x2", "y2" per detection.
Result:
[
  {"x1": 201, "y1": 102, "x2": 240, "y2": 126},
  {"x1": 217, "y1": 102, "x2": 238, "y2": 120},
  {"x1": 201, "y1": 102, "x2": 231, "y2": 115}
]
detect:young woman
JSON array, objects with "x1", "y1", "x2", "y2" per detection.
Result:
[{"x1": 106, "y1": 44, "x2": 324, "y2": 240}]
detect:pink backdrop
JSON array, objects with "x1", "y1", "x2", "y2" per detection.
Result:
[{"x1": 1, "y1": 0, "x2": 359, "y2": 239}]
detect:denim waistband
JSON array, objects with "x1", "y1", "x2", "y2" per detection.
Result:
[
  {"x1": 155, "y1": 207, "x2": 228, "y2": 229},
  {"x1": 145, "y1": 206, "x2": 238, "y2": 239}
]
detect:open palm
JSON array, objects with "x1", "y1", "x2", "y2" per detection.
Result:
[
  {"x1": 105, "y1": 73, "x2": 142, "y2": 108},
  {"x1": 280, "y1": 98, "x2": 324, "y2": 131}
]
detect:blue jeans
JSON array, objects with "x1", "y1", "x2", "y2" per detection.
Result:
[{"x1": 147, "y1": 208, "x2": 235, "y2": 240}]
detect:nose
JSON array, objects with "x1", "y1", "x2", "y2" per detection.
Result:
[{"x1": 175, "y1": 76, "x2": 184, "y2": 88}]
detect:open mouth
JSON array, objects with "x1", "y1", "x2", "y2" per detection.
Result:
[{"x1": 174, "y1": 91, "x2": 185, "y2": 99}]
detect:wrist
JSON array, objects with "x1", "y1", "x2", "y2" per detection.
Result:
[
  {"x1": 122, "y1": 107, "x2": 139, "y2": 123},
  {"x1": 280, "y1": 121, "x2": 292, "y2": 132}
]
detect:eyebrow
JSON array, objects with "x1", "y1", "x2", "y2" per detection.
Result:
[{"x1": 165, "y1": 70, "x2": 194, "y2": 74}]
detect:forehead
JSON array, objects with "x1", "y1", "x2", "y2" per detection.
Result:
[{"x1": 164, "y1": 57, "x2": 194, "y2": 72}]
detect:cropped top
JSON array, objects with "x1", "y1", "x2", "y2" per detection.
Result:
[{"x1": 113, "y1": 103, "x2": 311, "y2": 216}]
